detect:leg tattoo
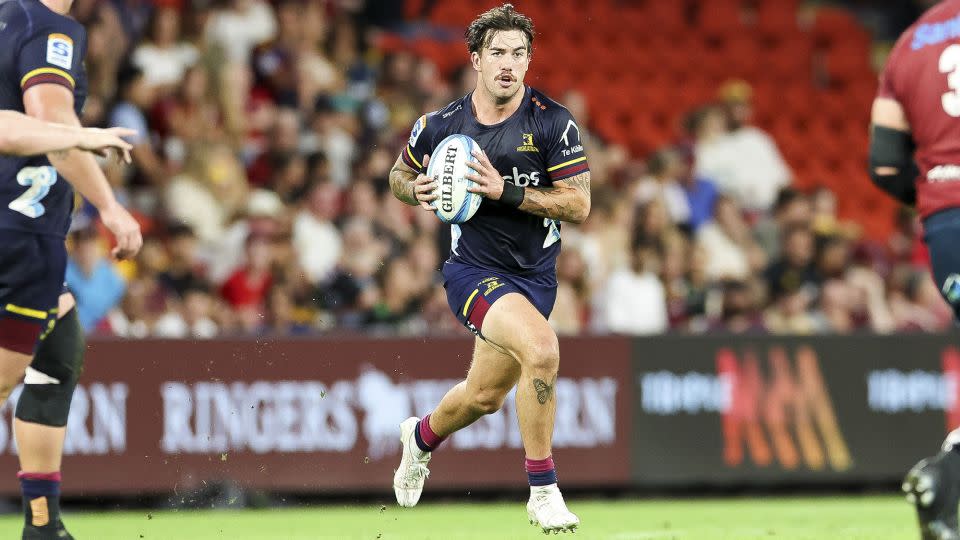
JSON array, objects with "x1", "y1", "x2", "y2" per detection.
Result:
[{"x1": 533, "y1": 378, "x2": 554, "y2": 405}]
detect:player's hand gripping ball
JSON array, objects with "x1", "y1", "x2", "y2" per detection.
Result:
[{"x1": 423, "y1": 134, "x2": 483, "y2": 224}]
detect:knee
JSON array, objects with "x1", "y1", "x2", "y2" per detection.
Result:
[
  {"x1": 469, "y1": 387, "x2": 509, "y2": 416},
  {"x1": 520, "y1": 333, "x2": 560, "y2": 375}
]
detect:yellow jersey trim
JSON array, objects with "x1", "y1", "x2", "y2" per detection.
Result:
[
  {"x1": 406, "y1": 146, "x2": 423, "y2": 169},
  {"x1": 547, "y1": 156, "x2": 586, "y2": 172},
  {"x1": 462, "y1": 289, "x2": 480, "y2": 317},
  {"x1": 6, "y1": 304, "x2": 47, "y2": 320},
  {"x1": 20, "y1": 67, "x2": 75, "y2": 89}
]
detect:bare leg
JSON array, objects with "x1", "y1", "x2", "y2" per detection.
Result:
[
  {"x1": 428, "y1": 337, "x2": 520, "y2": 437},
  {"x1": 16, "y1": 293, "x2": 75, "y2": 473},
  {"x1": 477, "y1": 293, "x2": 559, "y2": 460}
]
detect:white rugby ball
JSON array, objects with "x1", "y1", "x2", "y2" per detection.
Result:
[{"x1": 427, "y1": 134, "x2": 483, "y2": 224}]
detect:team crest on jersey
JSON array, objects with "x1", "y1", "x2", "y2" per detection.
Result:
[
  {"x1": 408, "y1": 115, "x2": 426, "y2": 147},
  {"x1": 516, "y1": 133, "x2": 538, "y2": 152},
  {"x1": 46, "y1": 33, "x2": 73, "y2": 70}
]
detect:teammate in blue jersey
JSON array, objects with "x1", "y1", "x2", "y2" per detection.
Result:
[
  {"x1": 0, "y1": 1, "x2": 142, "y2": 538},
  {"x1": 390, "y1": 4, "x2": 589, "y2": 533}
]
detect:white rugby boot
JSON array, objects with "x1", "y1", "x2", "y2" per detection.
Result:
[
  {"x1": 527, "y1": 483, "x2": 580, "y2": 534},
  {"x1": 393, "y1": 417, "x2": 431, "y2": 507}
]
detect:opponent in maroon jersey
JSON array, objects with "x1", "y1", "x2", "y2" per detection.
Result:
[{"x1": 872, "y1": 2, "x2": 960, "y2": 538}]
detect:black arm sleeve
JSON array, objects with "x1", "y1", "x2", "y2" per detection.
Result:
[{"x1": 868, "y1": 124, "x2": 918, "y2": 206}]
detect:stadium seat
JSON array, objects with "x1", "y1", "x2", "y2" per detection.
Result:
[
  {"x1": 697, "y1": 0, "x2": 746, "y2": 38},
  {"x1": 756, "y1": 0, "x2": 801, "y2": 34}
]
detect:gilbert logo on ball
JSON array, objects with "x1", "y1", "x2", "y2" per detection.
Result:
[{"x1": 427, "y1": 134, "x2": 482, "y2": 224}]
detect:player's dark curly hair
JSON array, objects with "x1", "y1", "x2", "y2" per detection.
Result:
[{"x1": 465, "y1": 3, "x2": 535, "y2": 55}]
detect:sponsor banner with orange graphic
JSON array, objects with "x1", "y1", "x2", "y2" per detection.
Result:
[
  {"x1": 0, "y1": 337, "x2": 632, "y2": 496},
  {"x1": 631, "y1": 335, "x2": 959, "y2": 486}
]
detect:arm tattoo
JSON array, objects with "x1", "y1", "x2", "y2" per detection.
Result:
[
  {"x1": 389, "y1": 163, "x2": 418, "y2": 206},
  {"x1": 518, "y1": 172, "x2": 591, "y2": 224},
  {"x1": 533, "y1": 378, "x2": 554, "y2": 405}
]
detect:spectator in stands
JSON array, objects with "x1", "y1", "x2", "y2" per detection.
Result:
[
  {"x1": 551, "y1": 249, "x2": 589, "y2": 335},
  {"x1": 247, "y1": 108, "x2": 304, "y2": 187},
  {"x1": 753, "y1": 188, "x2": 812, "y2": 262},
  {"x1": 596, "y1": 244, "x2": 668, "y2": 335},
  {"x1": 676, "y1": 144, "x2": 719, "y2": 232},
  {"x1": 206, "y1": 0, "x2": 278, "y2": 65},
  {"x1": 66, "y1": 228, "x2": 127, "y2": 333},
  {"x1": 293, "y1": 179, "x2": 343, "y2": 284},
  {"x1": 108, "y1": 65, "x2": 166, "y2": 186},
  {"x1": 633, "y1": 148, "x2": 691, "y2": 227},
  {"x1": 765, "y1": 225, "x2": 819, "y2": 300},
  {"x1": 165, "y1": 142, "x2": 250, "y2": 245},
  {"x1": 696, "y1": 196, "x2": 757, "y2": 280},
  {"x1": 716, "y1": 80, "x2": 792, "y2": 214},
  {"x1": 221, "y1": 233, "x2": 276, "y2": 333},
  {"x1": 157, "y1": 223, "x2": 205, "y2": 299},
  {"x1": 165, "y1": 65, "x2": 225, "y2": 154},
  {"x1": 131, "y1": 6, "x2": 199, "y2": 91},
  {"x1": 711, "y1": 279, "x2": 766, "y2": 334},
  {"x1": 887, "y1": 267, "x2": 952, "y2": 332},
  {"x1": 153, "y1": 280, "x2": 219, "y2": 338},
  {"x1": 319, "y1": 217, "x2": 384, "y2": 327},
  {"x1": 764, "y1": 284, "x2": 824, "y2": 334}
]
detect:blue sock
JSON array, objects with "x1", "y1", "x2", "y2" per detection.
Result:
[{"x1": 19, "y1": 471, "x2": 62, "y2": 529}]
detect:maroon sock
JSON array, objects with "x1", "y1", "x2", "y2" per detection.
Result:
[
  {"x1": 413, "y1": 414, "x2": 445, "y2": 453},
  {"x1": 525, "y1": 456, "x2": 557, "y2": 486}
]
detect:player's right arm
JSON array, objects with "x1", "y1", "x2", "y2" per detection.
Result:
[
  {"x1": 24, "y1": 86, "x2": 142, "y2": 258},
  {"x1": 0, "y1": 110, "x2": 134, "y2": 159},
  {"x1": 869, "y1": 97, "x2": 917, "y2": 206},
  {"x1": 391, "y1": 114, "x2": 438, "y2": 210},
  {"x1": 389, "y1": 156, "x2": 437, "y2": 210},
  {"x1": 18, "y1": 24, "x2": 141, "y2": 258},
  {"x1": 869, "y1": 42, "x2": 917, "y2": 207}
]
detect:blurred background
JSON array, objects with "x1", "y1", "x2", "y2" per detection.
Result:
[{"x1": 66, "y1": 0, "x2": 952, "y2": 340}]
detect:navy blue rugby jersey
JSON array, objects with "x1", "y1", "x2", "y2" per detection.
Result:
[
  {"x1": 0, "y1": 0, "x2": 88, "y2": 237},
  {"x1": 401, "y1": 86, "x2": 589, "y2": 276}
]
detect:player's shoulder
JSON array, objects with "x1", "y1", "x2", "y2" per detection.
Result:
[
  {"x1": 896, "y1": 0, "x2": 960, "y2": 55},
  {"x1": 527, "y1": 87, "x2": 573, "y2": 119},
  {"x1": 427, "y1": 94, "x2": 470, "y2": 127},
  {"x1": 4, "y1": 0, "x2": 82, "y2": 33},
  {"x1": 526, "y1": 87, "x2": 577, "y2": 134},
  {"x1": 408, "y1": 94, "x2": 468, "y2": 147}
]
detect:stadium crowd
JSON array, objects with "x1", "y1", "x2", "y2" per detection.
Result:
[{"x1": 62, "y1": 0, "x2": 954, "y2": 337}]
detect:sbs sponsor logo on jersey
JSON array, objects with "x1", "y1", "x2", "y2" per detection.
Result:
[{"x1": 503, "y1": 167, "x2": 541, "y2": 187}]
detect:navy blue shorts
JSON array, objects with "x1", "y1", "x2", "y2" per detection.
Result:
[
  {"x1": 0, "y1": 233, "x2": 65, "y2": 354},
  {"x1": 442, "y1": 261, "x2": 557, "y2": 338}
]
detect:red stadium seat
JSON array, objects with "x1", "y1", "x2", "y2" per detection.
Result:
[
  {"x1": 697, "y1": 0, "x2": 747, "y2": 38},
  {"x1": 756, "y1": 0, "x2": 801, "y2": 34}
]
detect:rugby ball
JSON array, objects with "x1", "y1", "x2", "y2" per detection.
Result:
[{"x1": 427, "y1": 134, "x2": 483, "y2": 224}]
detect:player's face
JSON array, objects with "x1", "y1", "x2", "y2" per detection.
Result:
[{"x1": 473, "y1": 29, "x2": 530, "y2": 104}]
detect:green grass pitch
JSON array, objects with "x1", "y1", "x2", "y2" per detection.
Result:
[{"x1": 0, "y1": 495, "x2": 917, "y2": 539}]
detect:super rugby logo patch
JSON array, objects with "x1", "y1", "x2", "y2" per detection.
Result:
[
  {"x1": 46, "y1": 33, "x2": 73, "y2": 70},
  {"x1": 408, "y1": 115, "x2": 426, "y2": 147}
]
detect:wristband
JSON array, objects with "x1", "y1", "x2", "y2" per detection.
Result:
[{"x1": 500, "y1": 181, "x2": 524, "y2": 208}]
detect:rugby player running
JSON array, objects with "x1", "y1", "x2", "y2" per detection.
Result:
[
  {"x1": 871, "y1": 1, "x2": 960, "y2": 539},
  {"x1": 389, "y1": 4, "x2": 589, "y2": 533},
  {"x1": 0, "y1": 0, "x2": 142, "y2": 538}
]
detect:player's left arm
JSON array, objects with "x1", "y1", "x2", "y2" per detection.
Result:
[
  {"x1": 466, "y1": 149, "x2": 590, "y2": 223},
  {"x1": 467, "y1": 108, "x2": 591, "y2": 224},
  {"x1": 869, "y1": 97, "x2": 916, "y2": 206},
  {"x1": 517, "y1": 171, "x2": 590, "y2": 224}
]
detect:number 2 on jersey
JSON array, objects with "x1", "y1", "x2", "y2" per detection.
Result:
[
  {"x1": 9, "y1": 166, "x2": 57, "y2": 219},
  {"x1": 543, "y1": 218, "x2": 560, "y2": 248},
  {"x1": 940, "y1": 44, "x2": 960, "y2": 117}
]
